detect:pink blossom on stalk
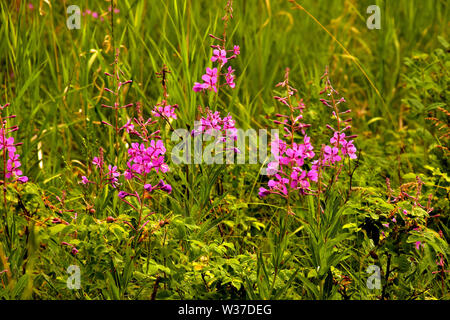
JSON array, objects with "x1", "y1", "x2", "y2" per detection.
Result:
[
  {"x1": 193, "y1": 24, "x2": 240, "y2": 93},
  {"x1": 108, "y1": 6, "x2": 120, "y2": 14},
  {"x1": 125, "y1": 140, "x2": 170, "y2": 177},
  {"x1": 330, "y1": 132, "x2": 346, "y2": 147},
  {"x1": 120, "y1": 119, "x2": 135, "y2": 133},
  {"x1": 342, "y1": 140, "x2": 357, "y2": 159},
  {"x1": 17, "y1": 176, "x2": 28, "y2": 183},
  {"x1": 211, "y1": 49, "x2": 228, "y2": 66},
  {"x1": 6, "y1": 153, "x2": 22, "y2": 178},
  {"x1": 258, "y1": 187, "x2": 271, "y2": 198},
  {"x1": 80, "y1": 176, "x2": 90, "y2": 185},
  {"x1": 0, "y1": 104, "x2": 28, "y2": 184},
  {"x1": 118, "y1": 191, "x2": 131, "y2": 199},
  {"x1": 92, "y1": 156, "x2": 103, "y2": 168},
  {"x1": 152, "y1": 105, "x2": 177, "y2": 120},
  {"x1": 107, "y1": 165, "x2": 120, "y2": 187},
  {"x1": 203, "y1": 67, "x2": 219, "y2": 92},
  {"x1": 415, "y1": 241, "x2": 423, "y2": 250},
  {"x1": 193, "y1": 82, "x2": 204, "y2": 92},
  {"x1": 192, "y1": 110, "x2": 239, "y2": 151},
  {"x1": 225, "y1": 66, "x2": 236, "y2": 89},
  {"x1": 0, "y1": 134, "x2": 16, "y2": 154},
  {"x1": 259, "y1": 68, "x2": 357, "y2": 201}
]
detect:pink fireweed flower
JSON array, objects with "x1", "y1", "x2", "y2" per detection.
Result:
[
  {"x1": 267, "y1": 174, "x2": 289, "y2": 196},
  {"x1": 92, "y1": 156, "x2": 103, "y2": 168},
  {"x1": 193, "y1": 18, "x2": 240, "y2": 94},
  {"x1": 0, "y1": 106, "x2": 28, "y2": 184},
  {"x1": 330, "y1": 132, "x2": 346, "y2": 147},
  {"x1": 259, "y1": 68, "x2": 357, "y2": 202},
  {"x1": 118, "y1": 191, "x2": 130, "y2": 199},
  {"x1": 203, "y1": 67, "x2": 219, "y2": 92},
  {"x1": 6, "y1": 153, "x2": 22, "y2": 178},
  {"x1": 258, "y1": 187, "x2": 271, "y2": 198},
  {"x1": 193, "y1": 68, "x2": 219, "y2": 92},
  {"x1": 107, "y1": 165, "x2": 120, "y2": 187},
  {"x1": 80, "y1": 176, "x2": 90, "y2": 185},
  {"x1": 193, "y1": 82, "x2": 204, "y2": 92},
  {"x1": 0, "y1": 134, "x2": 16, "y2": 155},
  {"x1": 17, "y1": 176, "x2": 28, "y2": 183},
  {"x1": 342, "y1": 140, "x2": 357, "y2": 159},
  {"x1": 225, "y1": 66, "x2": 236, "y2": 89},
  {"x1": 125, "y1": 140, "x2": 169, "y2": 177},
  {"x1": 160, "y1": 183, "x2": 172, "y2": 194},
  {"x1": 211, "y1": 49, "x2": 228, "y2": 66},
  {"x1": 108, "y1": 6, "x2": 120, "y2": 14},
  {"x1": 120, "y1": 119, "x2": 135, "y2": 133},
  {"x1": 192, "y1": 109, "x2": 239, "y2": 153}
]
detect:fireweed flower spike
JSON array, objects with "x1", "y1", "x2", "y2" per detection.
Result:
[{"x1": 0, "y1": 103, "x2": 28, "y2": 192}]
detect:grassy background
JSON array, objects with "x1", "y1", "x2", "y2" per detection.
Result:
[
  {"x1": 0, "y1": 0, "x2": 448, "y2": 300},
  {"x1": 0, "y1": 0, "x2": 448, "y2": 188}
]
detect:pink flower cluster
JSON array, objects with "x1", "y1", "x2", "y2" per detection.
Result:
[
  {"x1": 315, "y1": 70, "x2": 358, "y2": 168},
  {"x1": 192, "y1": 109, "x2": 238, "y2": 142},
  {"x1": 260, "y1": 134, "x2": 318, "y2": 198},
  {"x1": 151, "y1": 104, "x2": 178, "y2": 120},
  {"x1": 80, "y1": 150, "x2": 120, "y2": 188},
  {"x1": 192, "y1": 37, "x2": 240, "y2": 93},
  {"x1": 0, "y1": 103, "x2": 28, "y2": 184},
  {"x1": 82, "y1": 6, "x2": 120, "y2": 22},
  {"x1": 124, "y1": 140, "x2": 170, "y2": 180}
]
